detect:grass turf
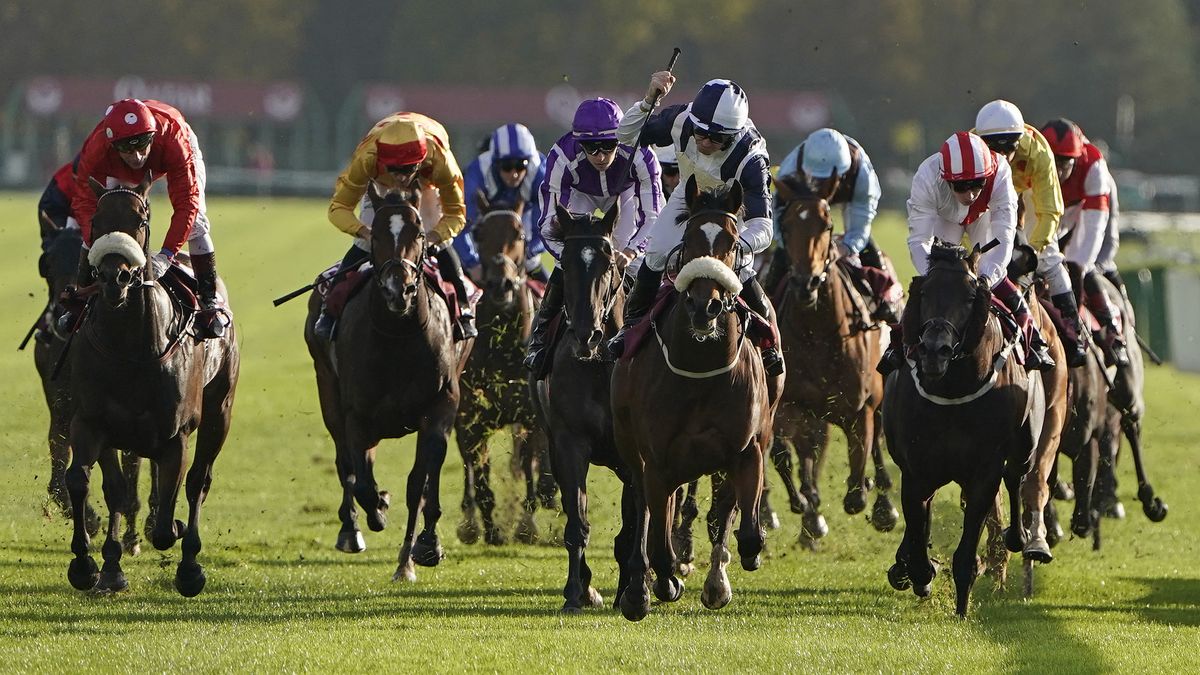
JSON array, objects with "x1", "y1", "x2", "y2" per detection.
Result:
[{"x1": 0, "y1": 192, "x2": 1197, "y2": 672}]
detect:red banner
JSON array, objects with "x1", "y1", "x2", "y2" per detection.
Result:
[{"x1": 24, "y1": 76, "x2": 305, "y2": 122}]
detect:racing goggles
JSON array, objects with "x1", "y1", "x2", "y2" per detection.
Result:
[
  {"x1": 580, "y1": 140, "x2": 618, "y2": 156},
  {"x1": 497, "y1": 158, "x2": 529, "y2": 172},
  {"x1": 112, "y1": 132, "x2": 155, "y2": 153},
  {"x1": 692, "y1": 128, "x2": 735, "y2": 147},
  {"x1": 948, "y1": 178, "x2": 987, "y2": 193}
]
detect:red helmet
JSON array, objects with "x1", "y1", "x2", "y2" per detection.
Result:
[
  {"x1": 1040, "y1": 118, "x2": 1084, "y2": 158},
  {"x1": 103, "y1": 99, "x2": 157, "y2": 143},
  {"x1": 939, "y1": 132, "x2": 996, "y2": 182}
]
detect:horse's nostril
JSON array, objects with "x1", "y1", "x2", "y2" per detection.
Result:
[{"x1": 706, "y1": 298, "x2": 722, "y2": 317}]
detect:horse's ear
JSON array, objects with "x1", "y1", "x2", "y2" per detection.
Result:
[
  {"x1": 726, "y1": 179, "x2": 744, "y2": 214},
  {"x1": 366, "y1": 180, "x2": 384, "y2": 211},
  {"x1": 137, "y1": 170, "x2": 152, "y2": 198},
  {"x1": 88, "y1": 176, "x2": 106, "y2": 198},
  {"x1": 960, "y1": 277, "x2": 994, "y2": 351},
  {"x1": 554, "y1": 203, "x2": 572, "y2": 228},
  {"x1": 404, "y1": 188, "x2": 420, "y2": 210},
  {"x1": 474, "y1": 189, "x2": 490, "y2": 217},
  {"x1": 512, "y1": 194, "x2": 526, "y2": 217},
  {"x1": 600, "y1": 200, "x2": 620, "y2": 235},
  {"x1": 773, "y1": 174, "x2": 800, "y2": 202},
  {"x1": 967, "y1": 244, "x2": 983, "y2": 274},
  {"x1": 685, "y1": 175, "x2": 700, "y2": 211}
]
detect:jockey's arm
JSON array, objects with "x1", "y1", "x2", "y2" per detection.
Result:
[
  {"x1": 1072, "y1": 159, "x2": 1114, "y2": 272},
  {"x1": 1024, "y1": 132, "x2": 1065, "y2": 253},
  {"x1": 535, "y1": 151, "x2": 569, "y2": 260},
  {"x1": 626, "y1": 147, "x2": 664, "y2": 254},
  {"x1": 979, "y1": 161, "x2": 1018, "y2": 288},
  {"x1": 905, "y1": 168, "x2": 942, "y2": 277},
  {"x1": 1096, "y1": 172, "x2": 1120, "y2": 272},
  {"x1": 456, "y1": 161, "x2": 486, "y2": 270},
  {"x1": 618, "y1": 103, "x2": 685, "y2": 148},
  {"x1": 739, "y1": 156, "x2": 775, "y2": 255},
  {"x1": 843, "y1": 155, "x2": 882, "y2": 255},
  {"x1": 328, "y1": 151, "x2": 374, "y2": 236},
  {"x1": 427, "y1": 146, "x2": 466, "y2": 245},
  {"x1": 160, "y1": 138, "x2": 201, "y2": 257}
]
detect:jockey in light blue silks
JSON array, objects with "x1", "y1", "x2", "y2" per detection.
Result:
[
  {"x1": 456, "y1": 123, "x2": 550, "y2": 282},
  {"x1": 606, "y1": 72, "x2": 783, "y2": 376}
]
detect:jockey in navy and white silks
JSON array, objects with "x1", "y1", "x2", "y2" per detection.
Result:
[
  {"x1": 607, "y1": 73, "x2": 783, "y2": 376},
  {"x1": 521, "y1": 98, "x2": 663, "y2": 373},
  {"x1": 457, "y1": 123, "x2": 549, "y2": 280}
]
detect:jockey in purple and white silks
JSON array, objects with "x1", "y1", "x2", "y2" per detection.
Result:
[
  {"x1": 606, "y1": 72, "x2": 783, "y2": 376},
  {"x1": 457, "y1": 123, "x2": 550, "y2": 282},
  {"x1": 521, "y1": 98, "x2": 664, "y2": 372}
]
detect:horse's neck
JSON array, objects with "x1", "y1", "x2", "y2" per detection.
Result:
[
  {"x1": 89, "y1": 286, "x2": 172, "y2": 356},
  {"x1": 368, "y1": 277, "x2": 431, "y2": 335}
]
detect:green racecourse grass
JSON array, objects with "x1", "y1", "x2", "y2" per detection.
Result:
[{"x1": 1, "y1": 191, "x2": 1198, "y2": 673}]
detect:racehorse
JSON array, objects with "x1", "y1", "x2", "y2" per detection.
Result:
[
  {"x1": 611, "y1": 178, "x2": 780, "y2": 621},
  {"x1": 66, "y1": 175, "x2": 239, "y2": 596},
  {"x1": 533, "y1": 202, "x2": 633, "y2": 613},
  {"x1": 35, "y1": 226, "x2": 145, "y2": 550},
  {"x1": 455, "y1": 193, "x2": 555, "y2": 546},
  {"x1": 883, "y1": 240, "x2": 1044, "y2": 617},
  {"x1": 305, "y1": 184, "x2": 472, "y2": 582},
  {"x1": 770, "y1": 177, "x2": 898, "y2": 542}
]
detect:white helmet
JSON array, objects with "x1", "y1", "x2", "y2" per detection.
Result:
[
  {"x1": 801, "y1": 128, "x2": 851, "y2": 179},
  {"x1": 688, "y1": 79, "x2": 749, "y2": 134},
  {"x1": 653, "y1": 144, "x2": 677, "y2": 168},
  {"x1": 975, "y1": 100, "x2": 1025, "y2": 137}
]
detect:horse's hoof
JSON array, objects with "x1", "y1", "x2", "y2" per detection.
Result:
[
  {"x1": 392, "y1": 560, "x2": 416, "y2": 582},
  {"x1": 378, "y1": 491, "x2": 391, "y2": 510},
  {"x1": 619, "y1": 589, "x2": 650, "y2": 622},
  {"x1": 741, "y1": 554, "x2": 762, "y2": 572},
  {"x1": 802, "y1": 512, "x2": 829, "y2": 540},
  {"x1": 843, "y1": 489, "x2": 868, "y2": 515},
  {"x1": 1045, "y1": 505, "x2": 1064, "y2": 547},
  {"x1": 365, "y1": 510, "x2": 387, "y2": 532},
  {"x1": 336, "y1": 530, "x2": 366, "y2": 553},
  {"x1": 122, "y1": 537, "x2": 141, "y2": 557},
  {"x1": 788, "y1": 498, "x2": 806, "y2": 515},
  {"x1": 174, "y1": 561, "x2": 206, "y2": 597},
  {"x1": 1138, "y1": 487, "x2": 1168, "y2": 522},
  {"x1": 654, "y1": 575, "x2": 684, "y2": 603},
  {"x1": 514, "y1": 514, "x2": 539, "y2": 545},
  {"x1": 913, "y1": 581, "x2": 933, "y2": 598},
  {"x1": 456, "y1": 517, "x2": 480, "y2": 545},
  {"x1": 871, "y1": 497, "x2": 899, "y2": 533},
  {"x1": 94, "y1": 572, "x2": 129, "y2": 594},
  {"x1": 676, "y1": 562, "x2": 695, "y2": 578},
  {"x1": 1004, "y1": 525, "x2": 1025, "y2": 554},
  {"x1": 701, "y1": 577, "x2": 732, "y2": 610},
  {"x1": 1052, "y1": 480, "x2": 1075, "y2": 501},
  {"x1": 1022, "y1": 538, "x2": 1053, "y2": 564},
  {"x1": 887, "y1": 563, "x2": 911, "y2": 591},
  {"x1": 68, "y1": 557, "x2": 99, "y2": 591},
  {"x1": 412, "y1": 533, "x2": 445, "y2": 567},
  {"x1": 760, "y1": 507, "x2": 781, "y2": 530},
  {"x1": 483, "y1": 526, "x2": 507, "y2": 547},
  {"x1": 560, "y1": 604, "x2": 583, "y2": 615},
  {"x1": 1103, "y1": 500, "x2": 1126, "y2": 520},
  {"x1": 583, "y1": 586, "x2": 604, "y2": 608}
]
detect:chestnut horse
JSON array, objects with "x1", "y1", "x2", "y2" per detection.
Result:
[
  {"x1": 770, "y1": 178, "x2": 898, "y2": 542},
  {"x1": 306, "y1": 185, "x2": 472, "y2": 582},
  {"x1": 612, "y1": 179, "x2": 780, "y2": 621},
  {"x1": 533, "y1": 203, "x2": 634, "y2": 613},
  {"x1": 883, "y1": 241, "x2": 1043, "y2": 617},
  {"x1": 455, "y1": 193, "x2": 555, "y2": 546},
  {"x1": 67, "y1": 176, "x2": 239, "y2": 596}
]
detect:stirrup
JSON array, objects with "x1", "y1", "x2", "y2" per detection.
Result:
[
  {"x1": 454, "y1": 314, "x2": 478, "y2": 341},
  {"x1": 877, "y1": 344, "x2": 904, "y2": 376},
  {"x1": 761, "y1": 347, "x2": 784, "y2": 377},
  {"x1": 1026, "y1": 344, "x2": 1056, "y2": 372},
  {"x1": 195, "y1": 307, "x2": 229, "y2": 340},
  {"x1": 607, "y1": 325, "x2": 633, "y2": 359}
]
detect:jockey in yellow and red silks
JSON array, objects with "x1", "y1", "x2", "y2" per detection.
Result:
[{"x1": 318, "y1": 112, "x2": 476, "y2": 341}]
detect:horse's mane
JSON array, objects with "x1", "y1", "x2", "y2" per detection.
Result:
[
  {"x1": 677, "y1": 184, "x2": 745, "y2": 224},
  {"x1": 926, "y1": 240, "x2": 970, "y2": 268}
]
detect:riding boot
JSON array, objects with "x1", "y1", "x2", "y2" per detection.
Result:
[
  {"x1": 191, "y1": 252, "x2": 228, "y2": 340},
  {"x1": 606, "y1": 263, "x2": 663, "y2": 359},
  {"x1": 760, "y1": 245, "x2": 791, "y2": 301},
  {"x1": 436, "y1": 244, "x2": 477, "y2": 341},
  {"x1": 862, "y1": 264, "x2": 901, "y2": 324},
  {"x1": 314, "y1": 243, "x2": 369, "y2": 341},
  {"x1": 994, "y1": 277, "x2": 1055, "y2": 372},
  {"x1": 1083, "y1": 271, "x2": 1129, "y2": 367},
  {"x1": 1050, "y1": 291, "x2": 1089, "y2": 368},
  {"x1": 1101, "y1": 267, "x2": 1127, "y2": 299},
  {"x1": 522, "y1": 267, "x2": 563, "y2": 372},
  {"x1": 738, "y1": 275, "x2": 785, "y2": 377},
  {"x1": 56, "y1": 248, "x2": 94, "y2": 334},
  {"x1": 877, "y1": 275, "x2": 923, "y2": 375},
  {"x1": 527, "y1": 260, "x2": 550, "y2": 284}
]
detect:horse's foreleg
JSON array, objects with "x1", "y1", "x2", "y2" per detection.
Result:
[
  {"x1": 175, "y1": 436, "x2": 212, "y2": 598},
  {"x1": 94, "y1": 448, "x2": 130, "y2": 593},
  {"x1": 617, "y1": 472, "x2": 651, "y2": 622},
  {"x1": 555, "y1": 434, "x2": 599, "y2": 613},
  {"x1": 347, "y1": 429, "x2": 388, "y2": 533},
  {"x1": 956, "y1": 466, "x2": 1005, "y2": 617},
  {"x1": 890, "y1": 477, "x2": 935, "y2": 597},
  {"x1": 843, "y1": 411, "x2": 872, "y2": 515},
  {"x1": 646, "y1": 473, "x2": 682, "y2": 605},
  {"x1": 533, "y1": 431, "x2": 558, "y2": 511},
  {"x1": 334, "y1": 438, "x2": 365, "y2": 553},
  {"x1": 119, "y1": 451, "x2": 142, "y2": 556},
  {"x1": 454, "y1": 422, "x2": 481, "y2": 545},
  {"x1": 472, "y1": 433, "x2": 504, "y2": 546},
  {"x1": 796, "y1": 416, "x2": 830, "y2": 544},
  {"x1": 702, "y1": 473, "x2": 737, "y2": 611},
  {"x1": 1122, "y1": 415, "x2": 1168, "y2": 522},
  {"x1": 149, "y1": 435, "x2": 187, "y2": 552},
  {"x1": 1072, "y1": 436, "x2": 1100, "y2": 541},
  {"x1": 869, "y1": 407, "x2": 899, "y2": 532},
  {"x1": 65, "y1": 420, "x2": 102, "y2": 591},
  {"x1": 514, "y1": 426, "x2": 541, "y2": 544},
  {"x1": 982, "y1": 492, "x2": 1008, "y2": 589},
  {"x1": 410, "y1": 406, "x2": 453, "y2": 571},
  {"x1": 670, "y1": 480, "x2": 700, "y2": 575},
  {"x1": 770, "y1": 433, "x2": 806, "y2": 515},
  {"x1": 732, "y1": 439, "x2": 766, "y2": 572}
]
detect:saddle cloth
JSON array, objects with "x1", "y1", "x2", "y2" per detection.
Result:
[
  {"x1": 620, "y1": 285, "x2": 777, "y2": 363},
  {"x1": 317, "y1": 258, "x2": 481, "y2": 322}
]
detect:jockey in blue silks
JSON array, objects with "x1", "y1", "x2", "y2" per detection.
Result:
[{"x1": 456, "y1": 123, "x2": 550, "y2": 282}]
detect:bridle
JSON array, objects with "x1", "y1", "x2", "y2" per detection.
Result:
[
  {"x1": 477, "y1": 209, "x2": 527, "y2": 291},
  {"x1": 917, "y1": 266, "x2": 979, "y2": 362},
  {"x1": 780, "y1": 198, "x2": 835, "y2": 293},
  {"x1": 92, "y1": 187, "x2": 153, "y2": 290},
  {"x1": 560, "y1": 233, "x2": 622, "y2": 326},
  {"x1": 372, "y1": 204, "x2": 424, "y2": 286},
  {"x1": 664, "y1": 209, "x2": 751, "y2": 282}
]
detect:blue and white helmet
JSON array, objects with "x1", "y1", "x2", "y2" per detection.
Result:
[
  {"x1": 653, "y1": 144, "x2": 677, "y2": 168},
  {"x1": 489, "y1": 123, "x2": 537, "y2": 160},
  {"x1": 688, "y1": 79, "x2": 749, "y2": 134},
  {"x1": 801, "y1": 128, "x2": 851, "y2": 179}
]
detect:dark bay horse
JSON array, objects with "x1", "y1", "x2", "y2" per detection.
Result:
[
  {"x1": 611, "y1": 179, "x2": 780, "y2": 622},
  {"x1": 305, "y1": 184, "x2": 472, "y2": 582},
  {"x1": 883, "y1": 241, "x2": 1044, "y2": 617},
  {"x1": 455, "y1": 193, "x2": 554, "y2": 546},
  {"x1": 533, "y1": 202, "x2": 633, "y2": 613},
  {"x1": 771, "y1": 177, "x2": 897, "y2": 542},
  {"x1": 35, "y1": 226, "x2": 144, "y2": 549},
  {"x1": 67, "y1": 176, "x2": 239, "y2": 596}
]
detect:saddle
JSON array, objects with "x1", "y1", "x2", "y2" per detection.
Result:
[
  {"x1": 619, "y1": 285, "x2": 776, "y2": 363},
  {"x1": 526, "y1": 277, "x2": 547, "y2": 301},
  {"x1": 316, "y1": 258, "x2": 482, "y2": 333}
]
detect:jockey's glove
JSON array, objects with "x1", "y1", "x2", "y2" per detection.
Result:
[{"x1": 150, "y1": 250, "x2": 173, "y2": 279}]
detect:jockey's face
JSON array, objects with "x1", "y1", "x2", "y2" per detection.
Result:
[
  {"x1": 113, "y1": 132, "x2": 154, "y2": 170},
  {"x1": 497, "y1": 158, "x2": 528, "y2": 188},
  {"x1": 1055, "y1": 155, "x2": 1076, "y2": 183},
  {"x1": 948, "y1": 178, "x2": 986, "y2": 206},
  {"x1": 386, "y1": 163, "x2": 421, "y2": 187},
  {"x1": 805, "y1": 172, "x2": 840, "y2": 200},
  {"x1": 581, "y1": 141, "x2": 618, "y2": 171}
]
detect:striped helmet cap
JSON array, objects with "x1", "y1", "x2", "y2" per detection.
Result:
[
  {"x1": 489, "y1": 123, "x2": 538, "y2": 160},
  {"x1": 940, "y1": 132, "x2": 996, "y2": 182},
  {"x1": 688, "y1": 79, "x2": 749, "y2": 134}
]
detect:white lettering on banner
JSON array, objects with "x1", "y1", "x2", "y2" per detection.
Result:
[
  {"x1": 365, "y1": 88, "x2": 405, "y2": 121},
  {"x1": 788, "y1": 95, "x2": 830, "y2": 132},
  {"x1": 25, "y1": 78, "x2": 64, "y2": 115},
  {"x1": 264, "y1": 83, "x2": 303, "y2": 122},
  {"x1": 113, "y1": 76, "x2": 213, "y2": 114}
]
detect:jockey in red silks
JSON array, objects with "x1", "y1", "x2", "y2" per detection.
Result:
[
  {"x1": 68, "y1": 98, "x2": 228, "y2": 339},
  {"x1": 880, "y1": 131, "x2": 1055, "y2": 374},
  {"x1": 37, "y1": 159, "x2": 80, "y2": 253},
  {"x1": 1041, "y1": 118, "x2": 1130, "y2": 367}
]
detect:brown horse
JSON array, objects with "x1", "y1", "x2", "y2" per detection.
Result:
[
  {"x1": 533, "y1": 202, "x2": 633, "y2": 613},
  {"x1": 612, "y1": 178, "x2": 780, "y2": 622},
  {"x1": 66, "y1": 176, "x2": 239, "y2": 596},
  {"x1": 305, "y1": 184, "x2": 472, "y2": 582},
  {"x1": 34, "y1": 226, "x2": 145, "y2": 550},
  {"x1": 771, "y1": 178, "x2": 897, "y2": 542},
  {"x1": 455, "y1": 193, "x2": 554, "y2": 546},
  {"x1": 883, "y1": 240, "x2": 1043, "y2": 617}
]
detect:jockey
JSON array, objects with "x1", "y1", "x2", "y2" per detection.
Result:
[
  {"x1": 37, "y1": 158, "x2": 80, "y2": 253},
  {"x1": 318, "y1": 111, "x2": 474, "y2": 341},
  {"x1": 608, "y1": 73, "x2": 783, "y2": 376},
  {"x1": 767, "y1": 127, "x2": 900, "y2": 323},
  {"x1": 457, "y1": 123, "x2": 549, "y2": 283},
  {"x1": 1040, "y1": 118, "x2": 1130, "y2": 367},
  {"x1": 68, "y1": 99, "x2": 227, "y2": 339},
  {"x1": 884, "y1": 131, "x2": 1055, "y2": 373},
  {"x1": 654, "y1": 144, "x2": 681, "y2": 198},
  {"x1": 521, "y1": 98, "x2": 663, "y2": 372},
  {"x1": 974, "y1": 100, "x2": 1087, "y2": 367}
]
